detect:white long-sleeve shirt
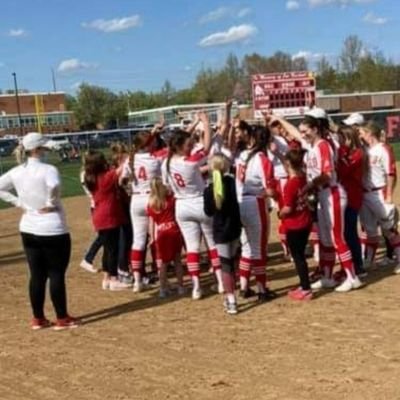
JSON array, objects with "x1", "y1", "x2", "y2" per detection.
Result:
[{"x1": 0, "y1": 157, "x2": 68, "y2": 235}]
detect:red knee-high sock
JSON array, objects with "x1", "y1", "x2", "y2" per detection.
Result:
[
  {"x1": 252, "y1": 260, "x2": 267, "y2": 291},
  {"x1": 186, "y1": 253, "x2": 200, "y2": 277},
  {"x1": 337, "y1": 245, "x2": 355, "y2": 278},
  {"x1": 131, "y1": 249, "x2": 145, "y2": 272},
  {"x1": 208, "y1": 248, "x2": 221, "y2": 272},
  {"x1": 239, "y1": 258, "x2": 251, "y2": 280}
]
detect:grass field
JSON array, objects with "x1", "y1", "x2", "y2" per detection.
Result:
[{"x1": 1, "y1": 142, "x2": 400, "y2": 209}]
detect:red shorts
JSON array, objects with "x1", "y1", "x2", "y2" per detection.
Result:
[{"x1": 155, "y1": 228, "x2": 183, "y2": 263}]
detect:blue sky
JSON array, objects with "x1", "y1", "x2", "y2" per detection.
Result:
[{"x1": 0, "y1": 0, "x2": 398, "y2": 94}]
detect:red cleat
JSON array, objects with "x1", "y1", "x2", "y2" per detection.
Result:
[
  {"x1": 31, "y1": 318, "x2": 52, "y2": 330},
  {"x1": 53, "y1": 316, "x2": 80, "y2": 331},
  {"x1": 288, "y1": 287, "x2": 313, "y2": 301}
]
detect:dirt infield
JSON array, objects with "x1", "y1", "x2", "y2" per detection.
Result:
[{"x1": 1, "y1": 196, "x2": 400, "y2": 400}]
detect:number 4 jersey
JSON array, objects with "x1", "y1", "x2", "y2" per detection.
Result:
[
  {"x1": 123, "y1": 151, "x2": 165, "y2": 194},
  {"x1": 161, "y1": 151, "x2": 207, "y2": 199}
]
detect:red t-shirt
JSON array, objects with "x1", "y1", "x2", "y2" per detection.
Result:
[
  {"x1": 92, "y1": 169, "x2": 127, "y2": 231},
  {"x1": 282, "y1": 175, "x2": 311, "y2": 231},
  {"x1": 337, "y1": 146, "x2": 364, "y2": 210},
  {"x1": 147, "y1": 195, "x2": 180, "y2": 232}
]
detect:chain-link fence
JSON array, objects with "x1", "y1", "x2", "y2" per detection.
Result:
[{"x1": 0, "y1": 128, "x2": 150, "y2": 208}]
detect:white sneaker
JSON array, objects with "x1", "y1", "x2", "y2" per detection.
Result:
[
  {"x1": 311, "y1": 278, "x2": 336, "y2": 290},
  {"x1": 335, "y1": 276, "x2": 362, "y2": 292},
  {"x1": 109, "y1": 280, "x2": 132, "y2": 291},
  {"x1": 102, "y1": 279, "x2": 110, "y2": 290},
  {"x1": 80, "y1": 260, "x2": 98, "y2": 273},
  {"x1": 394, "y1": 263, "x2": 400, "y2": 274},
  {"x1": 133, "y1": 282, "x2": 143, "y2": 293},
  {"x1": 192, "y1": 287, "x2": 202, "y2": 300}
]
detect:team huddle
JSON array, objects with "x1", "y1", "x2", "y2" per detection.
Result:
[
  {"x1": 80, "y1": 102, "x2": 400, "y2": 315},
  {"x1": 0, "y1": 101, "x2": 399, "y2": 329}
]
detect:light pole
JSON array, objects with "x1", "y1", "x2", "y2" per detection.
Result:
[{"x1": 12, "y1": 72, "x2": 23, "y2": 136}]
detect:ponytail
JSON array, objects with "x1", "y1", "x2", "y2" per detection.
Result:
[
  {"x1": 212, "y1": 170, "x2": 224, "y2": 210},
  {"x1": 209, "y1": 154, "x2": 229, "y2": 210},
  {"x1": 149, "y1": 177, "x2": 168, "y2": 212}
]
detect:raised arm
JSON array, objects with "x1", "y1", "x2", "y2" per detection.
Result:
[
  {"x1": 218, "y1": 99, "x2": 233, "y2": 140},
  {"x1": 198, "y1": 111, "x2": 211, "y2": 154}
]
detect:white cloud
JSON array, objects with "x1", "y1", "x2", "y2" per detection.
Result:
[
  {"x1": 7, "y1": 28, "x2": 27, "y2": 37},
  {"x1": 237, "y1": 7, "x2": 252, "y2": 18},
  {"x1": 199, "y1": 24, "x2": 257, "y2": 47},
  {"x1": 82, "y1": 15, "x2": 141, "y2": 33},
  {"x1": 308, "y1": 0, "x2": 375, "y2": 7},
  {"x1": 0, "y1": 62, "x2": 5, "y2": 67},
  {"x1": 292, "y1": 50, "x2": 328, "y2": 60},
  {"x1": 363, "y1": 12, "x2": 388, "y2": 25},
  {"x1": 286, "y1": 1, "x2": 301, "y2": 10},
  {"x1": 184, "y1": 65, "x2": 192, "y2": 71},
  {"x1": 199, "y1": 7, "x2": 231, "y2": 24},
  {"x1": 57, "y1": 58, "x2": 97, "y2": 73}
]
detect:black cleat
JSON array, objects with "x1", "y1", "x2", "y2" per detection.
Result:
[
  {"x1": 257, "y1": 289, "x2": 278, "y2": 302},
  {"x1": 239, "y1": 288, "x2": 257, "y2": 299}
]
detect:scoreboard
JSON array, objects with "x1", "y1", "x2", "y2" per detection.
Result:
[{"x1": 252, "y1": 71, "x2": 316, "y2": 118}]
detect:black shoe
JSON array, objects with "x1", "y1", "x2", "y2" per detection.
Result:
[
  {"x1": 257, "y1": 289, "x2": 277, "y2": 302},
  {"x1": 239, "y1": 288, "x2": 257, "y2": 299}
]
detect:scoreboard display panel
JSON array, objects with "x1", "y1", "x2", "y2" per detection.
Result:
[{"x1": 252, "y1": 71, "x2": 316, "y2": 118}]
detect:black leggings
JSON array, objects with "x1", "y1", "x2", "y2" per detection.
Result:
[
  {"x1": 286, "y1": 227, "x2": 311, "y2": 291},
  {"x1": 99, "y1": 228, "x2": 120, "y2": 277},
  {"x1": 21, "y1": 233, "x2": 71, "y2": 320}
]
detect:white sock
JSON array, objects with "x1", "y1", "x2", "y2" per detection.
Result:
[
  {"x1": 192, "y1": 276, "x2": 200, "y2": 291},
  {"x1": 214, "y1": 268, "x2": 223, "y2": 286},
  {"x1": 226, "y1": 293, "x2": 236, "y2": 304},
  {"x1": 133, "y1": 271, "x2": 141, "y2": 285},
  {"x1": 313, "y1": 244, "x2": 319, "y2": 262},
  {"x1": 239, "y1": 276, "x2": 248, "y2": 291}
]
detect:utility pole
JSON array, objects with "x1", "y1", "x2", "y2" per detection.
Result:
[
  {"x1": 12, "y1": 72, "x2": 23, "y2": 136},
  {"x1": 51, "y1": 68, "x2": 57, "y2": 92}
]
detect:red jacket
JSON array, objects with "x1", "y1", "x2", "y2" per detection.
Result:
[
  {"x1": 92, "y1": 169, "x2": 127, "y2": 231},
  {"x1": 337, "y1": 146, "x2": 364, "y2": 210}
]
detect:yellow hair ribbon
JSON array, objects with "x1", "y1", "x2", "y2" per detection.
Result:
[{"x1": 212, "y1": 170, "x2": 224, "y2": 208}]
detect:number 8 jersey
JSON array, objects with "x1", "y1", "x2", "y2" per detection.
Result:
[{"x1": 161, "y1": 151, "x2": 207, "y2": 199}]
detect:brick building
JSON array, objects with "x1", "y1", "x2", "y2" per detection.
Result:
[{"x1": 0, "y1": 92, "x2": 76, "y2": 136}]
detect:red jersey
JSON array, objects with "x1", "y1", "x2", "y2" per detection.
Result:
[
  {"x1": 92, "y1": 169, "x2": 127, "y2": 231},
  {"x1": 281, "y1": 175, "x2": 311, "y2": 231},
  {"x1": 337, "y1": 146, "x2": 364, "y2": 210},
  {"x1": 147, "y1": 195, "x2": 180, "y2": 232},
  {"x1": 147, "y1": 194, "x2": 183, "y2": 263}
]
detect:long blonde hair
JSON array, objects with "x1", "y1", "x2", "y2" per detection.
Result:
[
  {"x1": 148, "y1": 177, "x2": 168, "y2": 212},
  {"x1": 209, "y1": 154, "x2": 230, "y2": 210}
]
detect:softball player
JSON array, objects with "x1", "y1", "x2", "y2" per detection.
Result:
[
  {"x1": 268, "y1": 133, "x2": 290, "y2": 259},
  {"x1": 128, "y1": 125, "x2": 165, "y2": 292},
  {"x1": 234, "y1": 123, "x2": 277, "y2": 301},
  {"x1": 359, "y1": 122, "x2": 400, "y2": 273},
  {"x1": 161, "y1": 112, "x2": 223, "y2": 300},
  {"x1": 274, "y1": 115, "x2": 362, "y2": 292}
]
